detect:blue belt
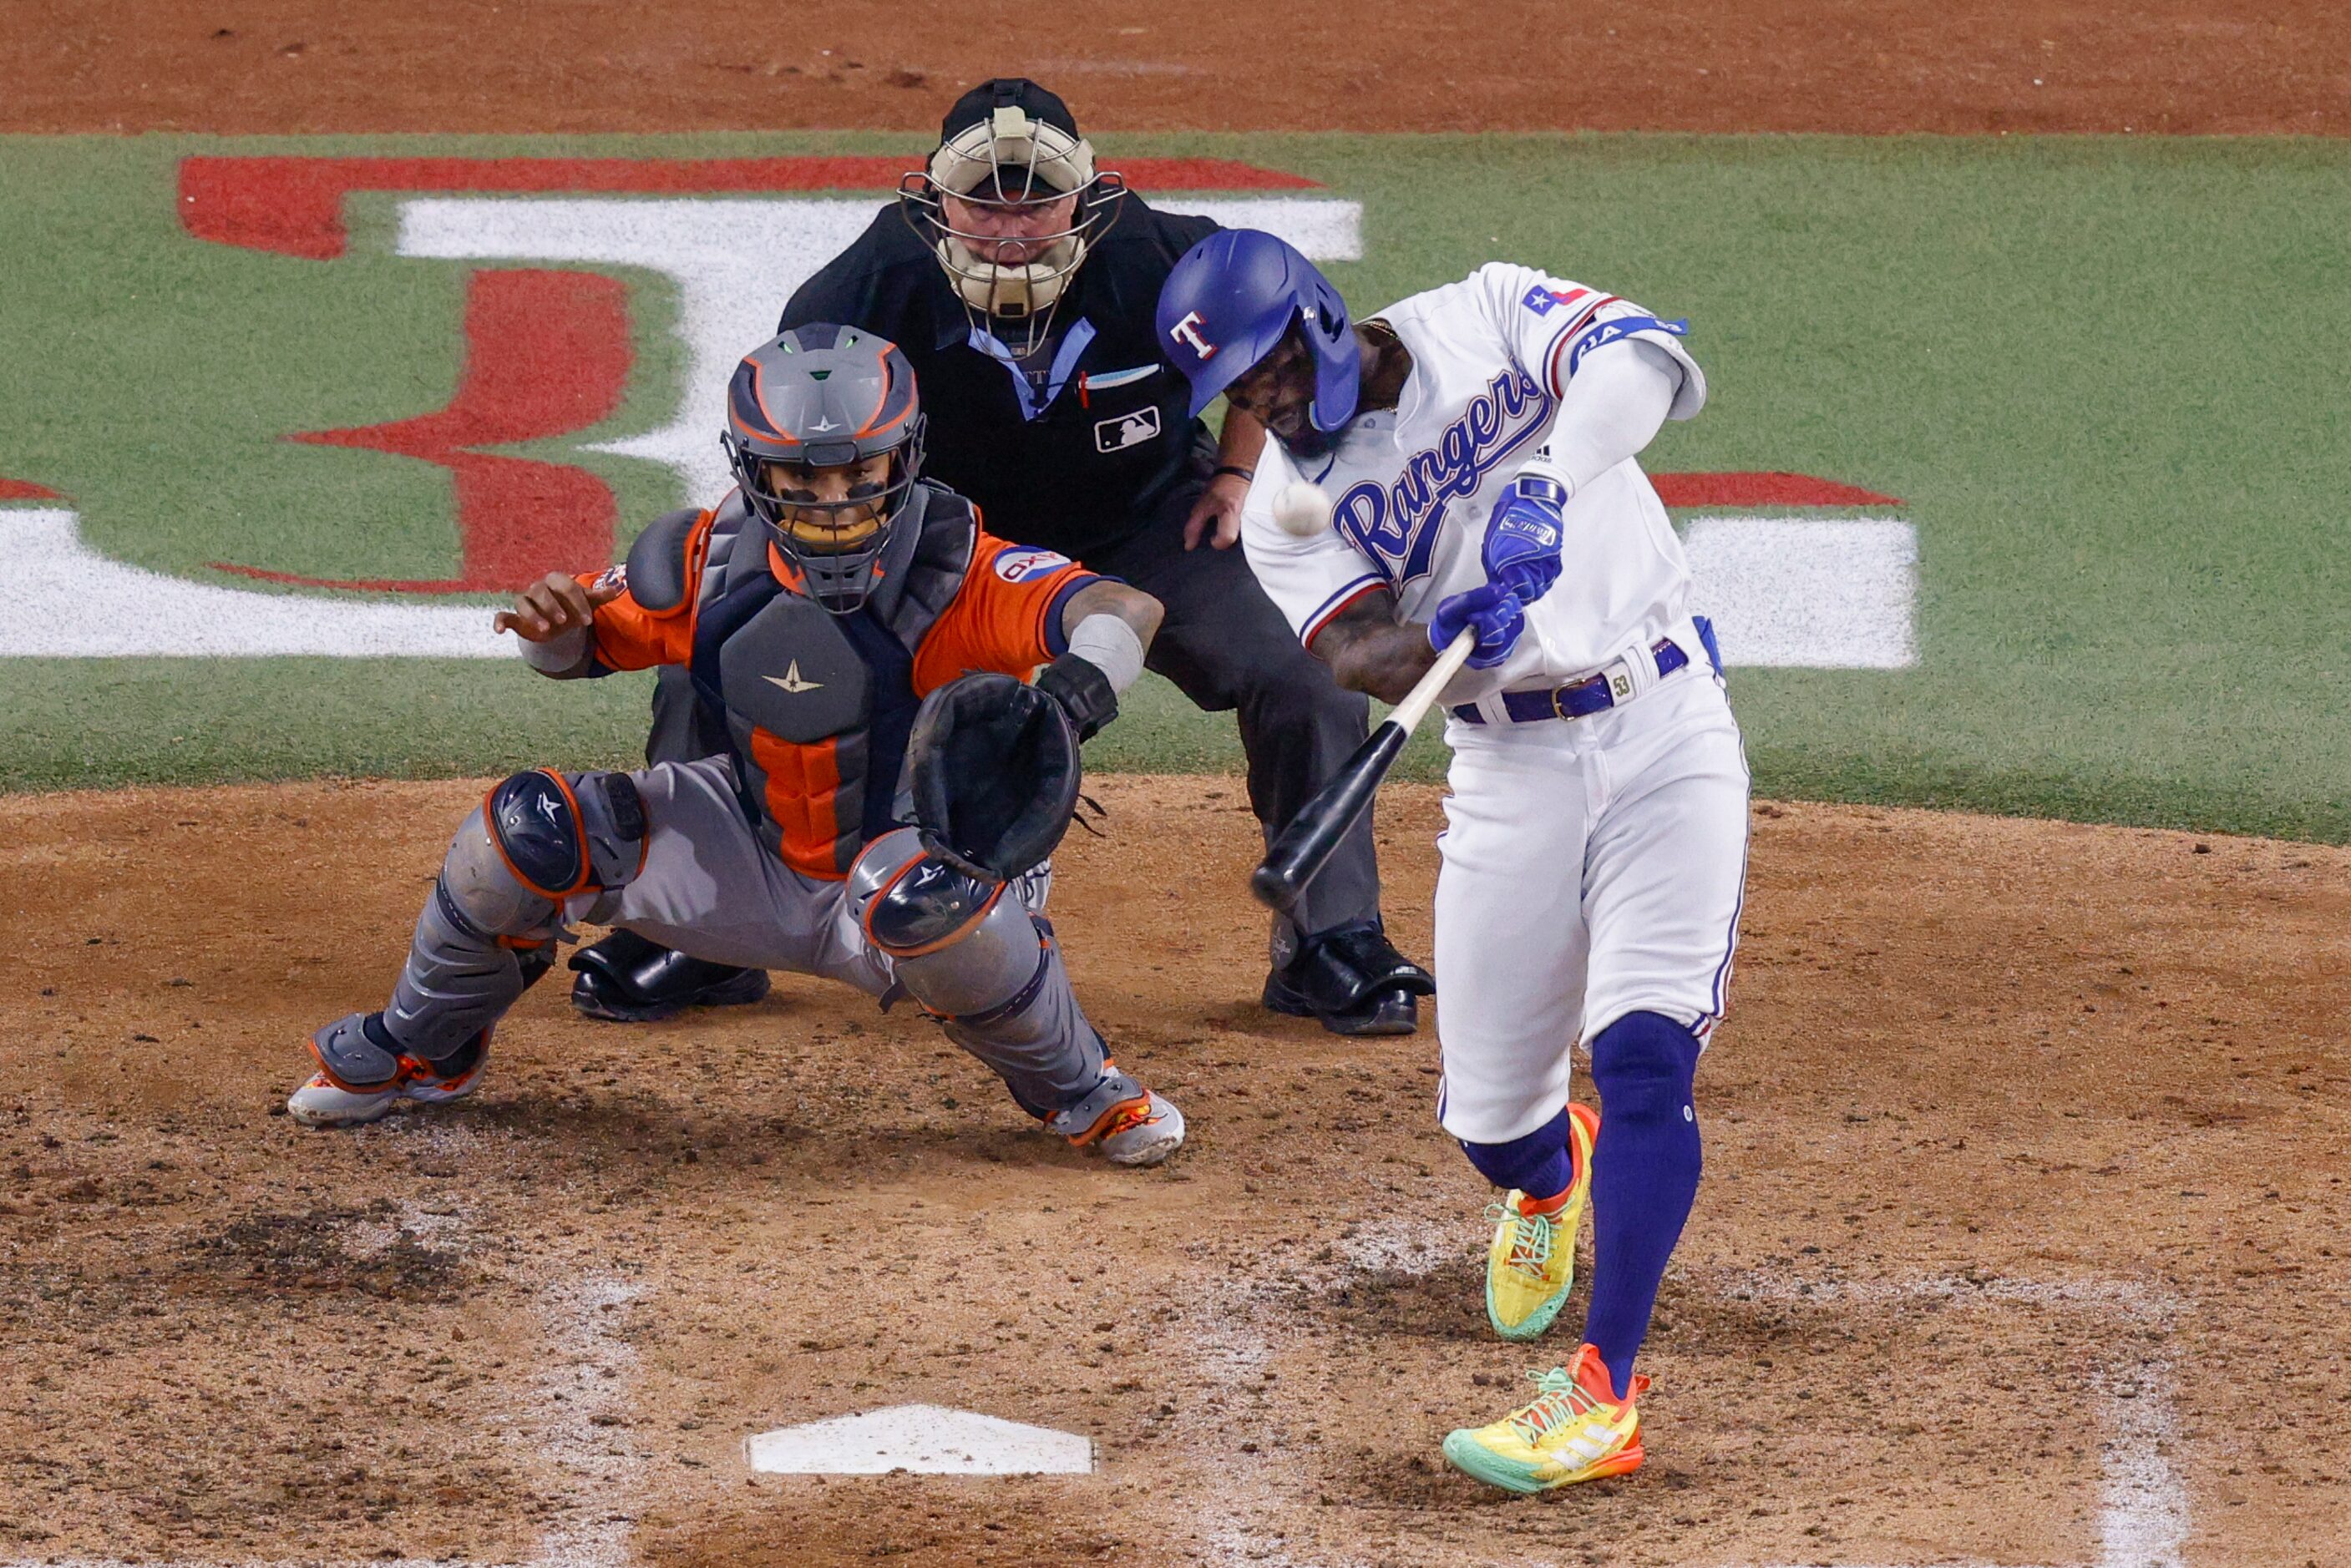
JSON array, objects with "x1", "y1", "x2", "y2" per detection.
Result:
[{"x1": 1451, "y1": 615, "x2": 1719, "y2": 726}]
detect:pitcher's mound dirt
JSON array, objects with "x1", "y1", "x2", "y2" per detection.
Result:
[
  {"x1": 2, "y1": 775, "x2": 2345, "y2": 1565},
  {"x1": 4, "y1": 0, "x2": 2346, "y2": 135}
]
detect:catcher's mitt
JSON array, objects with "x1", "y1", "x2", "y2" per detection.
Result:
[{"x1": 904, "y1": 672, "x2": 1081, "y2": 881}]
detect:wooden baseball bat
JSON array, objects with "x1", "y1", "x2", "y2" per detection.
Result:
[{"x1": 1249, "y1": 629, "x2": 1477, "y2": 914}]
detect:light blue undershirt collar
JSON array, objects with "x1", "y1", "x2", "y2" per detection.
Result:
[{"x1": 968, "y1": 318, "x2": 1097, "y2": 423}]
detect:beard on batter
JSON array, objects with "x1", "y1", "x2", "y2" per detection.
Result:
[{"x1": 1275, "y1": 420, "x2": 1347, "y2": 464}]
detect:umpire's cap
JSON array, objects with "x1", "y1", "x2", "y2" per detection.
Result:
[{"x1": 940, "y1": 78, "x2": 1081, "y2": 144}]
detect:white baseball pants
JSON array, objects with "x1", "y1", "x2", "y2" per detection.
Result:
[{"x1": 1432, "y1": 669, "x2": 1749, "y2": 1145}]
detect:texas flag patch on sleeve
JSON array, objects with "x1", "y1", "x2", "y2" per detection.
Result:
[{"x1": 1521, "y1": 284, "x2": 1594, "y2": 317}]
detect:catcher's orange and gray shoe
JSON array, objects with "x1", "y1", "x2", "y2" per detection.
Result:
[
  {"x1": 1046, "y1": 1067, "x2": 1185, "y2": 1166},
  {"x1": 286, "y1": 1012, "x2": 489, "y2": 1129},
  {"x1": 1442, "y1": 1343, "x2": 1649, "y2": 1494}
]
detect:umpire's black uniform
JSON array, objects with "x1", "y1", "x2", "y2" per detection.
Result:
[
  {"x1": 773, "y1": 197, "x2": 1379, "y2": 937},
  {"x1": 641, "y1": 205, "x2": 1376, "y2": 914},
  {"x1": 583, "y1": 89, "x2": 1426, "y2": 1034}
]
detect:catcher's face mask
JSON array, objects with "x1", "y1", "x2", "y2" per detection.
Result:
[
  {"x1": 754, "y1": 453, "x2": 894, "y2": 555},
  {"x1": 899, "y1": 104, "x2": 1126, "y2": 357},
  {"x1": 722, "y1": 324, "x2": 928, "y2": 615}
]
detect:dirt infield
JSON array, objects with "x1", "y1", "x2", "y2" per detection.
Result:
[
  {"x1": 7, "y1": 8, "x2": 2350, "y2": 1564},
  {"x1": 8, "y1": 0, "x2": 2347, "y2": 135},
  {"x1": 3, "y1": 775, "x2": 2346, "y2": 1565}
]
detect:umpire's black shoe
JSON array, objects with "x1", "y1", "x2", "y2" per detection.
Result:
[
  {"x1": 1263, "y1": 919, "x2": 1435, "y2": 1038},
  {"x1": 569, "y1": 928, "x2": 770, "y2": 1023}
]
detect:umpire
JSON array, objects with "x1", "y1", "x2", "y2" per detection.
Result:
[{"x1": 569, "y1": 78, "x2": 1431, "y2": 1036}]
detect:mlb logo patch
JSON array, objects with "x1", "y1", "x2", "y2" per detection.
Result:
[
  {"x1": 1094, "y1": 406, "x2": 1162, "y2": 453},
  {"x1": 994, "y1": 547, "x2": 1072, "y2": 583}
]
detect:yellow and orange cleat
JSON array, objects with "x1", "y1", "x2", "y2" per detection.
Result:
[
  {"x1": 1442, "y1": 1343, "x2": 1649, "y2": 1495},
  {"x1": 1484, "y1": 1101, "x2": 1599, "y2": 1341}
]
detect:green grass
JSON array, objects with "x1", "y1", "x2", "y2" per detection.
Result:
[{"x1": 2, "y1": 133, "x2": 2347, "y2": 841}]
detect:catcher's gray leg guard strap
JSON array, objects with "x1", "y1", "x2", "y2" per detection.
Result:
[
  {"x1": 849, "y1": 828, "x2": 1109, "y2": 1120},
  {"x1": 377, "y1": 770, "x2": 646, "y2": 1065}
]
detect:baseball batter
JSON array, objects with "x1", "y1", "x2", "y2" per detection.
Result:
[
  {"x1": 1158, "y1": 233, "x2": 1747, "y2": 1490},
  {"x1": 285, "y1": 324, "x2": 1183, "y2": 1168}
]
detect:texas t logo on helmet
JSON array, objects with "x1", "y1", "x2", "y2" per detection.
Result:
[
  {"x1": 1156, "y1": 229, "x2": 1363, "y2": 440},
  {"x1": 1168, "y1": 310, "x2": 1218, "y2": 361}
]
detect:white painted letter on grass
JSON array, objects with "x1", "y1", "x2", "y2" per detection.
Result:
[
  {"x1": 1683, "y1": 517, "x2": 1918, "y2": 668},
  {"x1": 0, "y1": 508, "x2": 511, "y2": 659},
  {"x1": 398, "y1": 195, "x2": 1361, "y2": 507}
]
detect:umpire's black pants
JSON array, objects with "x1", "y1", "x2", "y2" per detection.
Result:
[{"x1": 644, "y1": 490, "x2": 1384, "y2": 946}]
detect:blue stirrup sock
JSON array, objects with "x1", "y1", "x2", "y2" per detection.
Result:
[
  {"x1": 1458, "y1": 1102, "x2": 1579, "y2": 1202},
  {"x1": 1583, "y1": 1010, "x2": 1704, "y2": 1396}
]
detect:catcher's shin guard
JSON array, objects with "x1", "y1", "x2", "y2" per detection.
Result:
[
  {"x1": 850, "y1": 827, "x2": 1103, "y2": 1116},
  {"x1": 381, "y1": 770, "x2": 645, "y2": 1062}
]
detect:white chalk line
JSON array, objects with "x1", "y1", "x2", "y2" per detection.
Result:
[
  {"x1": 524, "y1": 1273, "x2": 646, "y2": 1568},
  {"x1": 0, "y1": 1233, "x2": 2182, "y2": 1568},
  {"x1": 1714, "y1": 1267, "x2": 2187, "y2": 1568},
  {"x1": 1161, "y1": 1233, "x2": 2187, "y2": 1568}
]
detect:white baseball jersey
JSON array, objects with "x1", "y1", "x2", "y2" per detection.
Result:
[
  {"x1": 1239, "y1": 262, "x2": 1746, "y2": 1148},
  {"x1": 1242, "y1": 263, "x2": 1705, "y2": 701}
]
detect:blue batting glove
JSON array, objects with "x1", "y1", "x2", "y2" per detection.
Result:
[
  {"x1": 1428, "y1": 583, "x2": 1527, "y2": 670},
  {"x1": 1482, "y1": 470, "x2": 1568, "y2": 604}
]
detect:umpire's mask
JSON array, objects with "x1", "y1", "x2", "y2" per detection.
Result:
[
  {"x1": 898, "y1": 78, "x2": 1127, "y2": 357},
  {"x1": 720, "y1": 325, "x2": 927, "y2": 615}
]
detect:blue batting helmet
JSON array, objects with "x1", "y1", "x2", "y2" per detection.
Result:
[{"x1": 1155, "y1": 230, "x2": 1360, "y2": 434}]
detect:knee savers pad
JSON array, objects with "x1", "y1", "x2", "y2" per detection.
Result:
[
  {"x1": 443, "y1": 769, "x2": 647, "y2": 935},
  {"x1": 849, "y1": 827, "x2": 1043, "y2": 1018},
  {"x1": 1588, "y1": 1011, "x2": 1701, "y2": 1122}
]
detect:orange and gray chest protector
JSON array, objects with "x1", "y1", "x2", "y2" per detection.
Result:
[{"x1": 680, "y1": 483, "x2": 972, "y2": 878}]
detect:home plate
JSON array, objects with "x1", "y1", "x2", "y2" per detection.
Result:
[{"x1": 743, "y1": 1404, "x2": 1093, "y2": 1475}]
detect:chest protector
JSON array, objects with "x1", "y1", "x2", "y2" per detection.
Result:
[{"x1": 687, "y1": 481, "x2": 975, "y2": 878}]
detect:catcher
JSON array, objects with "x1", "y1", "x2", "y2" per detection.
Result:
[{"x1": 283, "y1": 323, "x2": 1184, "y2": 1166}]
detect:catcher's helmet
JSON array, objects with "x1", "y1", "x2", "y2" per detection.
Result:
[
  {"x1": 1157, "y1": 229, "x2": 1361, "y2": 438},
  {"x1": 897, "y1": 78, "x2": 1127, "y2": 355},
  {"x1": 720, "y1": 324, "x2": 926, "y2": 615}
]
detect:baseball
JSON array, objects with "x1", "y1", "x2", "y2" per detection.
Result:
[{"x1": 1270, "y1": 480, "x2": 1334, "y2": 538}]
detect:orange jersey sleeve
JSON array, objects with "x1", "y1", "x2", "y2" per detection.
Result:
[
  {"x1": 578, "y1": 512, "x2": 717, "y2": 671},
  {"x1": 910, "y1": 533, "x2": 1102, "y2": 696}
]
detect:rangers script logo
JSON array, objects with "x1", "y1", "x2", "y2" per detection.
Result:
[{"x1": 1332, "y1": 367, "x2": 1553, "y2": 589}]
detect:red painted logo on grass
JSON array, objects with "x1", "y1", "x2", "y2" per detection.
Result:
[{"x1": 176, "y1": 155, "x2": 1898, "y2": 596}]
